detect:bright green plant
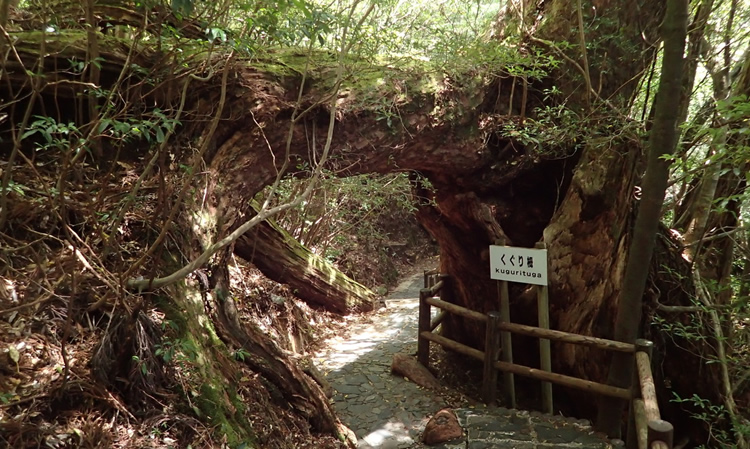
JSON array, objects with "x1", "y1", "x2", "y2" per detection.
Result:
[{"x1": 233, "y1": 347, "x2": 251, "y2": 361}]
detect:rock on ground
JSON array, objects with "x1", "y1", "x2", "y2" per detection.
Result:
[{"x1": 422, "y1": 409, "x2": 463, "y2": 445}]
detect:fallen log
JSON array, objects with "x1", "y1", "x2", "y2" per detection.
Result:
[
  {"x1": 391, "y1": 352, "x2": 443, "y2": 390},
  {"x1": 235, "y1": 217, "x2": 376, "y2": 314}
]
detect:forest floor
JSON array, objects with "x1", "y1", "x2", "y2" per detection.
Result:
[{"x1": 0, "y1": 154, "x2": 441, "y2": 449}]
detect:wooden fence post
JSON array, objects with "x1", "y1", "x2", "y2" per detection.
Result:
[
  {"x1": 647, "y1": 419, "x2": 673, "y2": 449},
  {"x1": 495, "y1": 237, "x2": 516, "y2": 409},
  {"x1": 636, "y1": 339, "x2": 656, "y2": 421},
  {"x1": 635, "y1": 339, "x2": 654, "y2": 363},
  {"x1": 439, "y1": 273, "x2": 449, "y2": 294},
  {"x1": 499, "y1": 275, "x2": 516, "y2": 408},
  {"x1": 535, "y1": 241, "x2": 553, "y2": 414},
  {"x1": 628, "y1": 339, "x2": 655, "y2": 449},
  {"x1": 626, "y1": 384, "x2": 640, "y2": 449},
  {"x1": 483, "y1": 311, "x2": 501, "y2": 405},
  {"x1": 417, "y1": 288, "x2": 432, "y2": 368}
]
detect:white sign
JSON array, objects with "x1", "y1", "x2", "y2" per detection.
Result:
[{"x1": 490, "y1": 245, "x2": 548, "y2": 286}]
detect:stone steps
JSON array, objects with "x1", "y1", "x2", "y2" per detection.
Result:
[{"x1": 429, "y1": 408, "x2": 622, "y2": 449}]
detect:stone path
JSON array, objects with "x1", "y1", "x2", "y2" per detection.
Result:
[
  {"x1": 315, "y1": 269, "x2": 622, "y2": 449},
  {"x1": 315, "y1": 271, "x2": 447, "y2": 448},
  {"x1": 444, "y1": 408, "x2": 621, "y2": 449}
]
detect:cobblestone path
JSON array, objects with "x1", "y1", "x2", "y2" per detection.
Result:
[
  {"x1": 314, "y1": 270, "x2": 621, "y2": 449},
  {"x1": 314, "y1": 272, "x2": 447, "y2": 448},
  {"x1": 440, "y1": 408, "x2": 621, "y2": 449}
]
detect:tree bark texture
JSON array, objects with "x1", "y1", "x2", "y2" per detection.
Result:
[{"x1": 234, "y1": 216, "x2": 376, "y2": 314}]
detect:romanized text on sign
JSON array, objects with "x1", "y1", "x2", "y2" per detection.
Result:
[{"x1": 489, "y1": 245, "x2": 548, "y2": 286}]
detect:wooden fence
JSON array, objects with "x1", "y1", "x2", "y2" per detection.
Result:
[{"x1": 419, "y1": 271, "x2": 674, "y2": 449}]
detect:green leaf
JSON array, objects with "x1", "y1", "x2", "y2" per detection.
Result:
[
  {"x1": 171, "y1": 0, "x2": 194, "y2": 16},
  {"x1": 8, "y1": 346, "x2": 19, "y2": 364},
  {"x1": 97, "y1": 119, "x2": 111, "y2": 134},
  {"x1": 20, "y1": 129, "x2": 38, "y2": 140}
]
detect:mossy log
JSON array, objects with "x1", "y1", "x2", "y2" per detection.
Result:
[{"x1": 234, "y1": 217, "x2": 376, "y2": 314}]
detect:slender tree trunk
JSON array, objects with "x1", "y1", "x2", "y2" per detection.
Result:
[
  {"x1": 675, "y1": 0, "x2": 714, "y2": 129},
  {"x1": 738, "y1": 247, "x2": 750, "y2": 301},
  {"x1": 0, "y1": 0, "x2": 10, "y2": 28},
  {"x1": 596, "y1": 0, "x2": 689, "y2": 437},
  {"x1": 682, "y1": 148, "x2": 722, "y2": 261}
]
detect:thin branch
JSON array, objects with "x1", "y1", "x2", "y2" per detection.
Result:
[
  {"x1": 655, "y1": 299, "x2": 739, "y2": 312},
  {"x1": 528, "y1": 36, "x2": 627, "y2": 120},
  {"x1": 126, "y1": 0, "x2": 376, "y2": 293},
  {"x1": 0, "y1": 25, "x2": 45, "y2": 230},
  {"x1": 575, "y1": 0, "x2": 593, "y2": 108},
  {"x1": 693, "y1": 268, "x2": 749, "y2": 449},
  {"x1": 104, "y1": 74, "x2": 193, "y2": 250},
  {"x1": 122, "y1": 52, "x2": 234, "y2": 281}
]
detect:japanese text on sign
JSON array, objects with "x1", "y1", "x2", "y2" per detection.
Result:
[{"x1": 489, "y1": 245, "x2": 548, "y2": 286}]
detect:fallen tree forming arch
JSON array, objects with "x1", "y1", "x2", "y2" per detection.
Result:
[{"x1": 0, "y1": 0, "x2": 734, "y2": 446}]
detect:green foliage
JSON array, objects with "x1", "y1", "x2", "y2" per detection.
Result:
[
  {"x1": 16, "y1": 104, "x2": 178, "y2": 158},
  {"x1": 233, "y1": 347, "x2": 251, "y2": 361},
  {"x1": 653, "y1": 265, "x2": 750, "y2": 448},
  {"x1": 342, "y1": 0, "x2": 500, "y2": 62},
  {"x1": 22, "y1": 116, "x2": 83, "y2": 152},
  {"x1": 653, "y1": 313, "x2": 711, "y2": 344},
  {"x1": 671, "y1": 392, "x2": 750, "y2": 449},
  {"x1": 501, "y1": 103, "x2": 583, "y2": 158},
  {"x1": 267, "y1": 172, "x2": 430, "y2": 286},
  {"x1": 171, "y1": 0, "x2": 195, "y2": 17},
  {"x1": 154, "y1": 333, "x2": 200, "y2": 365},
  {"x1": 272, "y1": 173, "x2": 416, "y2": 250},
  {"x1": 0, "y1": 392, "x2": 15, "y2": 404}
]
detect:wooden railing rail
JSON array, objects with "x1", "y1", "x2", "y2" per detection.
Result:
[
  {"x1": 427, "y1": 280, "x2": 443, "y2": 296},
  {"x1": 416, "y1": 273, "x2": 673, "y2": 449},
  {"x1": 430, "y1": 310, "x2": 446, "y2": 332},
  {"x1": 418, "y1": 272, "x2": 445, "y2": 366},
  {"x1": 425, "y1": 296, "x2": 637, "y2": 353},
  {"x1": 419, "y1": 292, "x2": 632, "y2": 399},
  {"x1": 420, "y1": 331, "x2": 632, "y2": 399}
]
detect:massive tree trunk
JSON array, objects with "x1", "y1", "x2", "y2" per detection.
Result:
[{"x1": 421, "y1": 0, "x2": 667, "y2": 388}]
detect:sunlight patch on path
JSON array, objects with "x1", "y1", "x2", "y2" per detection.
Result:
[{"x1": 315, "y1": 274, "x2": 445, "y2": 448}]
